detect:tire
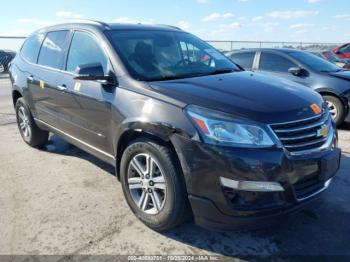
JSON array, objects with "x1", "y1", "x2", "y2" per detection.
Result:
[
  {"x1": 15, "y1": 97, "x2": 49, "y2": 147},
  {"x1": 322, "y1": 95, "x2": 345, "y2": 126},
  {"x1": 120, "y1": 138, "x2": 189, "y2": 231}
]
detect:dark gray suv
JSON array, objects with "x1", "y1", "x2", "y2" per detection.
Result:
[{"x1": 9, "y1": 22, "x2": 340, "y2": 231}]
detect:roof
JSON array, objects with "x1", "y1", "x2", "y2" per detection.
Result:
[{"x1": 35, "y1": 20, "x2": 182, "y2": 34}]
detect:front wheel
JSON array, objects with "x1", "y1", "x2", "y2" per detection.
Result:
[
  {"x1": 323, "y1": 95, "x2": 345, "y2": 126},
  {"x1": 120, "y1": 138, "x2": 189, "y2": 231}
]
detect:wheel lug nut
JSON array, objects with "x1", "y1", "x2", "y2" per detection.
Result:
[
  {"x1": 148, "y1": 188, "x2": 152, "y2": 193},
  {"x1": 146, "y1": 175, "x2": 150, "y2": 179}
]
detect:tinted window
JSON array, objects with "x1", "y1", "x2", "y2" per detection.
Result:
[
  {"x1": 259, "y1": 52, "x2": 296, "y2": 72},
  {"x1": 106, "y1": 30, "x2": 239, "y2": 81},
  {"x1": 230, "y1": 52, "x2": 255, "y2": 69},
  {"x1": 288, "y1": 51, "x2": 340, "y2": 73},
  {"x1": 340, "y1": 44, "x2": 350, "y2": 53},
  {"x1": 37, "y1": 31, "x2": 69, "y2": 69},
  {"x1": 21, "y1": 34, "x2": 44, "y2": 63},
  {"x1": 66, "y1": 31, "x2": 108, "y2": 73}
]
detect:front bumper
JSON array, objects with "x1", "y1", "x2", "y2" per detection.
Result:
[{"x1": 171, "y1": 133, "x2": 340, "y2": 230}]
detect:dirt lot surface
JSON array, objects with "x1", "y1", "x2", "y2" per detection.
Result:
[{"x1": 1, "y1": 76, "x2": 350, "y2": 259}]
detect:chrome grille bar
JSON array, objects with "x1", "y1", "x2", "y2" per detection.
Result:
[{"x1": 270, "y1": 111, "x2": 332, "y2": 153}]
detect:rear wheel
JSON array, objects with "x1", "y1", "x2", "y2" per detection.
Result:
[
  {"x1": 120, "y1": 138, "x2": 188, "y2": 231},
  {"x1": 323, "y1": 95, "x2": 345, "y2": 126},
  {"x1": 15, "y1": 98, "x2": 49, "y2": 147}
]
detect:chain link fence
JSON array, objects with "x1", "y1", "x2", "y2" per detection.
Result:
[{"x1": 206, "y1": 40, "x2": 342, "y2": 52}]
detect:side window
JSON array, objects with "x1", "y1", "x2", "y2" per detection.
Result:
[
  {"x1": 66, "y1": 31, "x2": 108, "y2": 73},
  {"x1": 230, "y1": 52, "x2": 255, "y2": 69},
  {"x1": 259, "y1": 52, "x2": 296, "y2": 72},
  {"x1": 37, "y1": 31, "x2": 69, "y2": 69},
  {"x1": 20, "y1": 34, "x2": 44, "y2": 63},
  {"x1": 340, "y1": 44, "x2": 350, "y2": 53}
]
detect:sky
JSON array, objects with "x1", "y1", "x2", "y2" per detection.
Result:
[{"x1": 0, "y1": 0, "x2": 349, "y2": 50}]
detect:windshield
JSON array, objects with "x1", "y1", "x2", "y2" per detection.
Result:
[
  {"x1": 106, "y1": 30, "x2": 240, "y2": 81},
  {"x1": 288, "y1": 51, "x2": 341, "y2": 73}
]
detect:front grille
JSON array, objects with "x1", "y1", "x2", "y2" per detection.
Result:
[
  {"x1": 270, "y1": 111, "x2": 331, "y2": 153},
  {"x1": 293, "y1": 174, "x2": 324, "y2": 200}
]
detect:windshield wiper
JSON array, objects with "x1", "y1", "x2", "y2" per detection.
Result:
[
  {"x1": 148, "y1": 68, "x2": 239, "y2": 81},
  {"x1": 200, "y1": 68, "x2": 239, "y2": 76},
  {"x1": 320, "y1": 68, "x2": 344, "y2": 73}
]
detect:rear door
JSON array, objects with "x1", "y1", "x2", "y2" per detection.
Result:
[
  {"x1": 257, "y1": 51, "x2": 310, "y2": 87},
  {"x1": 228, "y1": 51, "x2": 256, "y2": 70},
  {"x1": 30, "y1": 30, "x2": 71, "y2": 126},
  {"x1": 56, "y1": 30, "x2": 114, "y2": 154}
]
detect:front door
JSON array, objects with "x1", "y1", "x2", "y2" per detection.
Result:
[
  {"x1": 257, "y1": 51, "x2": 311, "y2": 87},
  {"x1": 55, "y1": 30, "x2": 115, "y2": 154}
]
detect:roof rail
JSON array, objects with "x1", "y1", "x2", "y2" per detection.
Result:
[
  {"x1": 156, "y1": 24, "x2": 182, "y2": 30},
  {"x1": 72, "y1": 19, "x2": 111, "y2": 28}
]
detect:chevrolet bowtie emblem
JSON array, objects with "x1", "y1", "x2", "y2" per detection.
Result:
[
  {"x1": 310, "y1": 103, "x2": 321, "y2": 115},
  {"x1": 317, "y1": 124, "x2": 329, "y2": 138}
]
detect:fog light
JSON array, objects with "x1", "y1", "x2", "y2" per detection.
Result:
[{"x1": 220, "y1": 177, "x2": 284, "y2": 192}]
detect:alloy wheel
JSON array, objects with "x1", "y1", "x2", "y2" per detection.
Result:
[
  {"x1": 127, "y1": 153, "x2": 167, "y2": 215},
  {"x1": 326, "y1": 100, "x2": 338, "y2": 120},
  {"x1": 18, "y1": 106, "x2": 31, "y2": 138}
]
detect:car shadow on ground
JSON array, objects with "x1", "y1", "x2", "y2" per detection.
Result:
[
  {"x1": 40, "y1": 133, "x2": 350, "y2": 257},
  {"x1": 40, "y1": 134, "x2": 115, "y2": 175}
]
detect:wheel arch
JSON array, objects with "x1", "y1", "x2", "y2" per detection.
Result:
[
  {"x1": 316, "y1": 88, "x2": 347, "y2": 108},
  {"x1": 114, "y1": 123, "x2": 186, "y2": 182},
  {"x1": 12, "y1": 89, "x2": 23, "y2": 107}
]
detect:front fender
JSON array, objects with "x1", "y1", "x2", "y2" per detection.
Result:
[{"x1": 110, "y1": 87, "x2": 198, "y2": 157}]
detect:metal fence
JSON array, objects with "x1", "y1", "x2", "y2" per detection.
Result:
[
  {"x1": 206, "y1": 40, "x2": 342, "y2": 52},
  {"x1": 0, "y1": 35, "x2": 344, "y2": 74}
]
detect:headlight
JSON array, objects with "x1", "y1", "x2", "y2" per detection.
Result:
[{"x1": 186, "y1": 105, "x2": 274, "y2": 147}]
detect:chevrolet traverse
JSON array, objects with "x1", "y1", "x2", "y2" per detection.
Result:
[{"x1": 9, "y1": 21, "x2": 341, "y2": 231}]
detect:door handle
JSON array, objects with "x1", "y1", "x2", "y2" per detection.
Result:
[
  {"x1": 27, "y1": 75, "x2": 34, "y2": 82},
  {"x1": 57, "y1": 84, "x2": 67, "y2": 91}
]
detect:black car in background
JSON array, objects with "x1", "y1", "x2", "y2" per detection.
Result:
[
  {"x1": 0, "y1": 49, "x2": 16, "y2": 73},
  {"x1": 9, "y1": 22, "x2": 340, "y2": 231},
  {"x1": 310, "y1": 50, "x2": 350, "y2": 70},
  {"x1": 227, "y1": 48, "x2": 350, "y2": 126}
]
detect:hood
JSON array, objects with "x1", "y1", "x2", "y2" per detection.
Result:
[
  {"x1": 328, "y1": 70, "x2": 350, "y2": 81},
  {"x1": 149, "y1": 71, "x2": 324, "y2": 124}
]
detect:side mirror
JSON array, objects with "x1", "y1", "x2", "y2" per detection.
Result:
[
  {"x1": 74, "y1": 63, "x2": 111, "y2": 81},
  {"x1": 288, "y1": 67, "x2": 306, "y2": 76}
]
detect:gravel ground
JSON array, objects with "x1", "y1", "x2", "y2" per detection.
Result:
[{"x1": 1, "y1": 77, "x2": 350, "y2": 259}]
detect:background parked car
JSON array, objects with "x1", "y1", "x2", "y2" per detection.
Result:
[
  {"x1": 310, "y1": 50, "x2": 350, "y2": 70},
  {"x1": 333, "y1": 43, "x2": 350, "y2": 59},
  {"x1": 0, "y1": 49, "x2": 16, "y2": 73},
  {"x1": 226, "y1": 48, "x2": 350, "y2": 126}
]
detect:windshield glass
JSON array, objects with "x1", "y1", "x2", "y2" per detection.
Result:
[
  {"x1": 288, "y1": 51, "x2": 341, "y2": 72},
  {"x1": 106, "y1": 30, "x2": 240, "y2": 81}
]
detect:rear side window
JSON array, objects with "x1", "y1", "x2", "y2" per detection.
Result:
[
  {"x1": 66, "y1": 31, "x2": 108, "y2": 73},
  {"x1": 21, "y1": 34, "x2": 44, "y2": 63},
  {"x1": 259, "y1": 52, "x2": 296, "y2": 72},
  {"x1": 230, "y1": 52, "x2": 255, "y2": 69},
  {"x1": 37, "y1": 31, "x2": 69, "y2": 69}
]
